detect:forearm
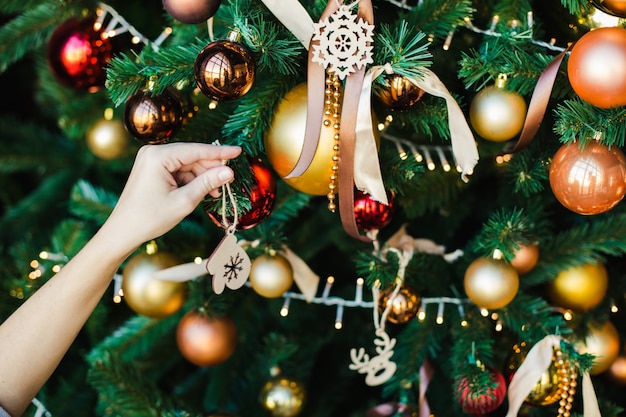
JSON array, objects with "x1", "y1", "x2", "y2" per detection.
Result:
[{"x1": 0, "y1": 225, "x2": 136, "y2": 417}]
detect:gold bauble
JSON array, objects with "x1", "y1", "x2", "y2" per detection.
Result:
[
  {"x1": 510, "y1": 243, "x2": 540, "y2": 275},
  {"x1": 469, "y1": 85, "x2": 527, "y2": 142},
  {"x1": 249, "y1": 253, "x2": 294, "y2": 298},
  {"x1": 464, "y1": 257, "x2": 519, "y2": 310},
  {"x1": 260, "y1": 376, "x2": 306, "y2": 417},
  {"x1": 547, "y1": 262, "x2": 608, "y2": 312},
  {"x1": 607, "y1": 354, "x2": 626, "y2": 385},
  {"x1": 377, "y1": 285, "x2": 421, "y2": 324},
  {"x1": 264, "y1": 82, "x2": 379, "y2": 196},
  {"x1": 575, "y1": 320, "x2": 620, "y2": 375},
  {"x1": 122, "y1": 251, "x2": 188, "y2": 318},
  {"x1": 504, "y1": 342, "x2": 565, "y2": 406},
  {"x1": 86, "y1": 118, "x2": 131, "y2": 160}
]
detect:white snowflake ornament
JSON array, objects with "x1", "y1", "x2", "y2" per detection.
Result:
[{"x1": 311, "y1": 3, "x2": 374, "y2": 80}]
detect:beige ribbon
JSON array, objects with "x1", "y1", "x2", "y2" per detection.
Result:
[
  {"x1": 258, "y1": 0, "x2": 314, "y2": 49},
  {"x1": 419, "y1": 359, "x2": 434, "y2": 417},
  {"x1": 505, "y1": 335, "x2": 601, "y2": 417}
]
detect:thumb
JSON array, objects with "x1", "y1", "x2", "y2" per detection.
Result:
[{"x1": 181, "y1": 166, "x2": 235, "y2": 204}]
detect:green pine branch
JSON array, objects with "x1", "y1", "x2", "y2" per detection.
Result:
[
  {"x1": 553, "y1": 99, "x2": 626, "y2": 147},
  {"x1": 405, "y1": 0, "x2": 476, "y2": 42}
]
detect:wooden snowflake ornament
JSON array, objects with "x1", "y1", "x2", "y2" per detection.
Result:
[{"x1": 311, "y1": 2, "x2": 374, "y2": 79}]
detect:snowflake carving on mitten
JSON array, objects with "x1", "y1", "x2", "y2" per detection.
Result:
[
  {"x1": 207, "y1": 232, "x2": 251, "y2": 294},
  {"x1": 311, "y1": 4, "x2": 374, "y2": 80}
]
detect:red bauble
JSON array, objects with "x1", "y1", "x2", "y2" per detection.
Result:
[
  {"x1": 354, "y1": 189, "x2": 395, "y2": 232},
  {"x1": 46, "y1": 17, "x2": 115, "y2": 92},
  {"x1": 123, "y1": 89, "x2": 183, "y2": 144},
  {"x1": 568, "y1": 27, "x2": 626, "y2": 108},
  {"x1": 176, "y1": 309, "x2": 238, "y2": 367},
  {"x1": 205, "y1": 156, "x2": 276, "y2": 229},
  {"x1": 456, "y1": 367, "x2": 507, "y2": 415},
  {"x1": 194, "y1": 32, "x2": 256, "y2": 101},
  {"x1": 549, "y1": 141, "x2": 626, "y2": 215},
  {"x1": 163, "y1": 0, "x2": 221, "y2": 23}
]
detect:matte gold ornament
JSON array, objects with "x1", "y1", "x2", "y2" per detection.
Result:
[
  {"x1": 591, "y1": 0, "x2": 626, "y2": 17},
  {"x1": 510, "y1": 243, "x2": 540, "y2": 275},
  {"x1": 549, "y1": 141, "x2": 626, "y2": 215},
  {"x1": 463, "y1": 257, "x2": 519, "y2": 310},
  {"x1": 469, "y1": 82, "x2": 527, "y2": 142},
  {"x1": 574, "y1": 320, "x2": 620, "y2": 374},
  {"x1": 546, "y1": 262, "x2": 608, "y2": 312},
  {"x1": 377, "y1": 285, "x2": 421, "y2": 324},
  {"x1": 86, "y1": 118, "x2": 131, "y2": 160},
  {"x1": 259, "y1": 376, "x2": 306, "y2": 417},
  {"x1": 249, "y1": 253, "x2": 294, "y2": 298},
  {"x1": 568, "y1": 27, "x2": 626, "y2": 108},
  {"x1": 176, "y1": 309, "x2": 238, "y2": 367},
  {"x1": 122, "y1": 251, "x2": 187, "y2": 318}
]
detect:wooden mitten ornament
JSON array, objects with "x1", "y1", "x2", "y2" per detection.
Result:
[{"x1": 207, "y1": 230, "x2": 251, "y2": 294}]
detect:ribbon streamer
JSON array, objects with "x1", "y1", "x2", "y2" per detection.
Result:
[
  {"x1": 280, "y1": 246, "x2": 320, "y2": 302},
  {"x1": 419, "y1": 360, "x2": 434, "y2": 417},
  {"x1": 259, "y1": 0, "x2": 314, "y2": 49}
]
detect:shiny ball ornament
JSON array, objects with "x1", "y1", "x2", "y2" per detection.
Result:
[
  {"x1": 607, "y1": 354, "x2": 626, "y2": 385},
  {"x1": 568, "y1": 27, "x2": 626, "y2": 108},
  {"x1": 547, "y1": 261, "x2": 608, "y2": 311},
  {"x1": 354, "y1": 189, "x2": 395, "y2": 232},
  {"x1": 194, "y1": 33, "x2": 256, "y2": 101},
  {"x1": 574, "y1": 320, "x2": 620, "y2": 374},
  {"x1": 123, "y1": 90, "x2": 183, "y2": 144},
  {"x1": 374, "y1": 74, "x2": 425, "y2": 110},
  {"x1": 377, "y1": 285, "x2": 421, "y2": 324},
  {"x1": 504, "y1": 342, "x2": 565, "y2": 406},
  {"x1": 264, "y1": 83, "x2": 381, "y2": 195},
  {"x1": 259, "y1": 376, "x2": 306, "y2": 417},
  {"x1": 469, "y1": 85, "x2": 527, "y2": 142},
  {"x1": 591, "y1": 0, "x2": 626, "y2": 17},
  {"x1": 464, "y1": 257, "x2": 519, "y2": 310},
  {"x1": 510, "y1": 243, "x2": 540, "y2": 275},
  {"x1": 46, "y1": 17, "x2": 114, "y2": 92},
  {"x1": 249, "y1": 253, "x2": 294, "y2": 298},
  {"x1": 122, "y1": 252, "x2": 187, "y2": 318},
  {"x1": 163, "y1": 0, "x2": 221, "y2": 23},
  {"x1": 456, "y1": 367, "x2": 507, "y2": 415},
  {"x1": 549, "y1": 141, "x2": 626, "y2": 215},
  {"x1": 86, "y1": 118, "x2": 131, "y2": 160},
  {"x1": 176, "y1": 309, "x2": 238, "y2": 367},
  {"x1": 205, "y1": 156, "x2": 276, "y2": 229}
]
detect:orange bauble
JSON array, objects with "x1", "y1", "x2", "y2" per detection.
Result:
[
  {"x1": 567, "y1": 27, "x2": 626, "y2": 108},
  {"x1": 176, "y1": 309, "x2": 238, "y2": 367},
  {"x1": 549, "y1": 141, "x2": 626, "y2": 215},
  {"x1": 607, "y1": 354, "x2": 626, "y2": 384},
  {"x1": 591, "y1": 0, "x2": 626, "y2": 17},
  {"x1": 574, "y1": 320, "x2": 620, "y2": 375},
  {"x1": 510, "y1": 243, "x2": 540, "y2": 275}
]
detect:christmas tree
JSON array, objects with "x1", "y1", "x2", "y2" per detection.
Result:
[{"x1": 2, "y1": 0, "x2": 626, "y2": 416}]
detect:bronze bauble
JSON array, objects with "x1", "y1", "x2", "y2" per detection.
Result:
[
  {"x1": 469, "y1": 85, "x2": 527, "y2": 142},
  {"x1": 547, "y1": 262, "x2": 608, "y2": 312},
  {"x1": 249, "y1": 253, "x2": 294, "y2": 298},
  {"x1": 259, "y1": 376, "x2": 306, "y2": 417},
  {"x1": 377, "y1": 286, "x2": 421, "y2": 324},
  {"x1": 568, "y1": 27, "x2": 626, "y2": 108},
  {"x1": 122, "y1": 252, "x2": 187, "y2": 318},
  {"x1": 176, "y1": 309, "x2": 238, "y2": 367},
  {"x1": 163, "y1": 0, "x2": 221, "y2": 23},
  {"x1": 374, "y1": 74, "x2": 425, "y2": 110},
  {"x1": 607, "y1": 354, "x2": 626, "y2": 385},
  {"x1": 549, "y1": 141, "x2": 626, "y2": 215},
  {"x1": 123, "y1": 89, "x2": 183, "y2": 144},
  {"x1": 510, "y1": 243, "x2": 540, "y2": 275},
  {"x1": 591, "y1": 0, "x2": 626, "y2": 17},
  {"x1": 86, "y1": 118, "x2": 131, "y2": 160},
  {"x1": 464, "y1": 257, "x2": 519, "y2": 310},
  {"x1": 574, "y1": 320, "x2": 620, "y2": 375}
]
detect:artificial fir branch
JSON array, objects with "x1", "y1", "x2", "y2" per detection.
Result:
[
  {"x1": 373, "y1": 20, "x2": 433, "y2": 79},
  {"x1": 559, "y1": 0, "x2": 592, "y2": 15},
  {"x1": 404, "y1": 0, "x2": 475, "y2": 42},
  {"x1": 553, "y1": 99, "x2": 626, "y2": 147},
  {"x1": 68, "y1": 179, "x2": 118, "y2": 226}
]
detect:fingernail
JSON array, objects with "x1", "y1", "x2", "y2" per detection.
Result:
[{"x1": 218, "y1": 168, "x2": 234, "y2": 183}]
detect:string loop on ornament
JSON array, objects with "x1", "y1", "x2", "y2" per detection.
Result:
[
  {"x1": 336, "y1": 0, "x2": 361, "y2": 10},
  {"x1": 211, "y1": 140, "x2": 239, "y2": 234},
  {"x1": 372, "y1": 246, "x2": 413, "y2": 332}
]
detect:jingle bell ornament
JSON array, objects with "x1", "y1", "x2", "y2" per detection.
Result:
[
  {"x1": 259, "y1": 375, "x2": 306, "y2": 417},
  {"x1": 47, "y1": 17, "x2": 115, "y2": 92},
  {"x1": 574, "y1": 320, "x2": 620, "y2": 374},
  {"x1": 469, "y1": 76, "x2": 527, "y2": 142},
  {"x1": 354, "y1": 189, "x2": 395, "y2": 232},
  {"x1": 86, "y1": 117, "x2": 131, "y2": 160},
  {"x1": 204, "y1": 156, "x2": 276, "y2": 230},
  {"x1": 456, "y1": 367, "x2": 507, "y2": 415},
  {"x1": 547, "y1": 261, "x2": 608, "y2": 312},
  {"x1": 163, "y1": 0, "x2": 222, "y2": 23},
  {"x1": 568, "y1": 27, "x2": 626, "y2": 108},
  {"x1": 194, "y1": 30, "x2": 256, "y2": 101},
  {"x1": 176, "y1": 309, "x2": 238, "y2": 367},
  {"x1": 549, "y1": 141, "x2": 626, "y2": 215},
  {"x1": 249, "y1": 253, "x2": 294, "y2": 298},
  {"x1": 122, "y1": 251, "x2": 187, "y2": 318},
  {"x1": 377, "y1": 285, "x2": 421, "y2": 324},
  {"x1": 374, "y1": 74, "x2": 424, "y2": 110},
  {"x1": 591, "y1": 0, "x2": 626, "y2": 17},
  {"x1": 123, "y1": 89, "x2": 184, "y2": 144},
  {"x1": 464, "y1": 256, "x2": 519, "y2": 310}
]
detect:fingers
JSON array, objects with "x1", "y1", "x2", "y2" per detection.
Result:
[
  {"x1": 153, "y1": 142, "x2": 242, "y2": 173},
  {"x1": 177, "y1": 165, "x2": 235, "y2": 206}
]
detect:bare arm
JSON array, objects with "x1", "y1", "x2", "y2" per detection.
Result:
[{"x1": 0, "y1": 142, "x2": 241, "y2": 416}]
